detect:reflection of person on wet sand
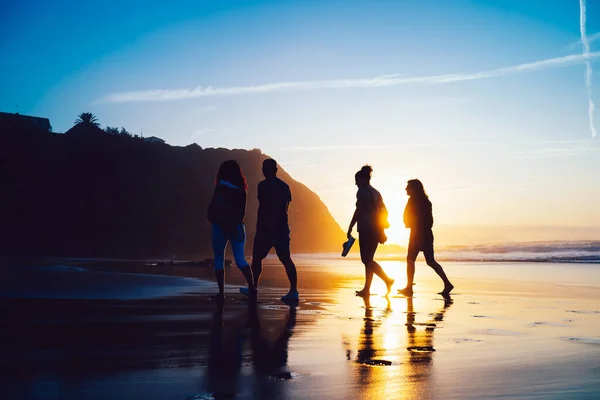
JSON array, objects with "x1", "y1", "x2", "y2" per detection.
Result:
[
  {"x1": 401, "y1": 297, "x2": 452, "y2": 398},
  {"x1": 249, "y1": 305, "x2": 297, "y2": 397},
  {"x1": 356, "y1": 296, "x2": 392, "y2": 367},
  {"x1": 405, "y1": 297, "x2": 452, "y2": 364},
  {"x1": 398, "y1": 179, "x2": 454, "y2": 298},
  {"x1": 206, "y1": 302, "x2": 245, "y2": 398}
]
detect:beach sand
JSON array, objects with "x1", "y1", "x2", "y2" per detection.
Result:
[{"x1": 1, "y1": 257, "x2": 599, "y2": 399}]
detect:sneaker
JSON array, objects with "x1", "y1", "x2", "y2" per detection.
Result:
[
  {"x1": 239, "y1": 287, "x2": 257, "y2": 297},
  {"x1": 280, "y1": 290, "x2": 299, "y2": 304},
  {"x1": 341, "y1": 236, "x2": 356, "y2": 257}
]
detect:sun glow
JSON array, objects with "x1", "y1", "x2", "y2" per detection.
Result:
[
  {"x1": 385, "y1": 216, "x2": 410, "y2": 246},
  {"x1": 378, "y1": 185, "x2": 410, "y2": 246}
]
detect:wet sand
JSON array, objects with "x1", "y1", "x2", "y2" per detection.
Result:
[{"x1": 1, "y1": 257, "x2": 600, "y2": 399}]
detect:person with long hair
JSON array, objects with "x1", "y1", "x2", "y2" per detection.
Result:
[
  {"x1": 207, "y1": 160, "x2": 256, "y2": 300},
  {"x1": 397, "y1": 179, "x2": 454, "y2": 298},
  {"x1": 346, "y1": 165, "x2": 394, "y2": 297}
]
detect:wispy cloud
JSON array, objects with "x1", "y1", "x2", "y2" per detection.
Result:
[
  {"x1": 189, "y1": 128, "x2": 218, "y2": 141},
  {"x1": 567, "y1": 32, "x2": 600, "y2": 51},
  {"x1": 514, "y1": 138, "x2": 599, "y2": 159},
  {"x1": 97, "y1": 52, "x2": 600, "y2": 104},
  {"x1": 580, "y1": 0, "x2": 597, "y2": 137},
  {"x1": 282, "y1": 141, "x2": 517, "y2": 152},
  {"x1": 515, "y1": 146, "x2": 593, "y2": 159},
  {"x1": 194, "y1": 104, "x2": 218, "y2": 113},
  {"x1": 281, "y1": 144, "x2": 435, "y2": 152}
]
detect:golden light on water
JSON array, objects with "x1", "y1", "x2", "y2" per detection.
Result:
[
  {"x1": 326, "y1": 284, "x2": 453, "y2": 399},
  {"x1": 369, "y1": 260, "x2": 407, "y2": 294}
]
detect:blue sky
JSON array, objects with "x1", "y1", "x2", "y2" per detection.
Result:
[{"x1": 2, "y1": 0, "x2": 599, "y2": 243}]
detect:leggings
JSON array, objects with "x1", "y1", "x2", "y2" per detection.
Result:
[{"x1": 212, "y1": 223, "x2": 249, "y2": 271}]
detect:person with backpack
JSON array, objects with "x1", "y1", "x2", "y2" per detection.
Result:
[
  {"x1": 346, "y1": 165, "x2": 394, "y2": 297},
  {"x1": 207, "y1": 160, "x2": 257, "y2": 301},
  {"x1": 397, "y1": 179, "x2": 454, "y2": 298}
]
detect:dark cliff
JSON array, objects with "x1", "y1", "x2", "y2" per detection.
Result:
[{"x1": 0, "y1": 119, "x2": 345, "y2": 258}]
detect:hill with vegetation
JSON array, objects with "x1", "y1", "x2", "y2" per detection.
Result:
[{"x1": 0, "y1": 113, "x2": 346, "y2": 258}]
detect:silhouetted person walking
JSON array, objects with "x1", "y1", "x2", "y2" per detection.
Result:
[
  {"x1": 397, "y1": 179, "x2": 454, "y2": 298},
  {"x1": 207, "y1": 160, "x2": 256, "y2": 300},
  {"x1": 347, "y1": 165, "x2": 394, "y2": 297},
  {"x1": 242, "y1": 159, "x2": 299, "y2": 304}
]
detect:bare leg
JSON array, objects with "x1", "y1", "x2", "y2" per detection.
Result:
[
  {"x1": 357, "y1": 264, "x2": 374, "y2": 296},
  {"x1": 425, "y1": 253, "x2": 453, "y2": 295},
  {"x1": 278, "y1": 254, "x2": 299, "y2": 304},
  {"x1": 357, "y1": 237, "x2": 377, "y2": 297},
  {"x1": 407, "y1": 258, "x2": 416, "y2": 289},
  {"x1": 371, "y1": 261, "x2": 394, "y2": 296},
  {"x1": 398, "y1": 258, "x2": 415, "y2": 296},
  {"x1": 280, "y1": 256, "x2": 298, "y2": 292}
]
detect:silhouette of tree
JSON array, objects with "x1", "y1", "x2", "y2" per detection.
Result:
[
  {"x1": 74, "y1": 112, "x2": 99, "y2": 127},
  {"x1": 105, "y1": 126, "x2": 120, "y2": 135},
  {"x1": 119, "y1": 127, "x2": 133, "y2": 137}
]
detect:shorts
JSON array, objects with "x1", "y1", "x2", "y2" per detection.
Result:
[
  {"x1": 252, "y1": 229, "x2": 291, "y2": 261},
  {"x1": 407, "y1": 230, "x2": 434, "y2": 261},
  {"x1": 359, "y1": 230, "x2": 379, "y2": 265}
]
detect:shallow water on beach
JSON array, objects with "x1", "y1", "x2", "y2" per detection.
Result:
[{"x1": 1, "y1": 258, "x2": 600, "y2": 399}]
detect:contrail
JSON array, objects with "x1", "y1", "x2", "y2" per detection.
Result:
[
  {"x1": 96, "y1": 52, "x2": 600, "y2": 104},
  {"x1": 580, "y1": 0, "x2": 597, "y2": 137}
]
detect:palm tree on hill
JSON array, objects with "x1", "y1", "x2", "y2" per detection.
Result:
[{"x1": 74, "y1": 112, "x2": 99, "y2": 127}]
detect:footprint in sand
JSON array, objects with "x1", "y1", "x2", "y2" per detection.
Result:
[
  {"x1": 566, "y1": 310, "x2": 600, "y2": 315},
  {"x1": 407, "y1": 346, "x2": 435, "y2": 352},
  {"x1": 471, "y1": 315, "x2": 505, "y2": 319},
  {"x1": 357, "y1": 359, "x2": 393, "y2": 366},
  {"x1": 452, "y1": 338, "x2": 483, "y2": 344},
  {"x1": 267, "y1": 372, "x2": 300, "y2": 381},
  {"x1": 480, "y1": 329, "x2": 522, "y2": 336},
  {"x1": 560, "y1": 337, "x2": 600, "y2": 345},
  {"x1": 187, "y1": 394, "x2": 218, "y2": 400},
  {"x1": 526, "y1": 321, "x2": 570, "y2": 328},
  {"x1": 408, "y1": 322, "x2": 437, "y2": 327}
]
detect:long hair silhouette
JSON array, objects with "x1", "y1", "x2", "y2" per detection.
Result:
[
  {"x1": 216, "y1": 160, "x2": 247, "y2": 190},
  {"x1": 407, "y1": 179, "x2": 428, "y2": 198}
]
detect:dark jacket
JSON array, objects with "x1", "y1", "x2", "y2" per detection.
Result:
[
  {"x1": 403, "y1": 195, "x2": 434, "y2": 234},
  {"x1": 207, "y1": 180, "x2": 247, "y2": 233}
]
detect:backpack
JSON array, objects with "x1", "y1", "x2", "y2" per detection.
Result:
[{"x1": 369, "y1": 188, "x2": 390, "y2": 244}]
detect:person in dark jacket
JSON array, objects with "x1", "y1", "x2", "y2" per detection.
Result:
[
  {"x1": 397, "y1": 179, "x2": 454, "y2": 298},
  {"x1": 346, "y1": 165, "x2": 394, "y2": 297},
  {"x1": 207, "y1": 160, "x2": 256, "y2": 300}
]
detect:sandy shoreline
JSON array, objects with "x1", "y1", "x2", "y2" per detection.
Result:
[{"x1": 1, "y1": 258, "x2": 599, "y2": 399}]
